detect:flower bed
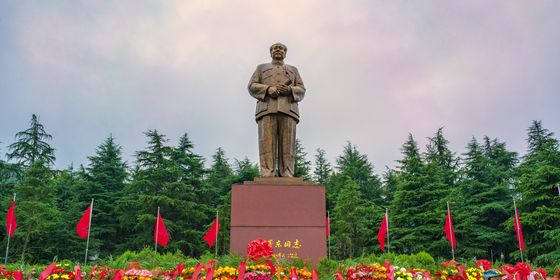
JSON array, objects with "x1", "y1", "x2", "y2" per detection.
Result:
[{"x1": 0, "y1": 259, "x2": 557, "y2": 280}]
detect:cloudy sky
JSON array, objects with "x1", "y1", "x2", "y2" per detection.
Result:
[{"x1": 1, "y1": 1, "x2": 559, "y2": 174}]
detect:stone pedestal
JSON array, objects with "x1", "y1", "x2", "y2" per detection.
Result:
[{"x1": 230, "y1": 177, "x2": 326, "y2": 263}]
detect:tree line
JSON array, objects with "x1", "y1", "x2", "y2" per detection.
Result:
[{"x1": 0, "y1": 114, "x2": 558, "y2": 267}]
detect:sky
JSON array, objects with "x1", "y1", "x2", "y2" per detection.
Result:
[{"x1": 1, "y1": 1, "x2": 560, "y2": 174}]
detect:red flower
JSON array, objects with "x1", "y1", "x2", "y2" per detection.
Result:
[
  {"x1": 502, "y1": 264, "x2": 515, "y2": 275},
  {"x1": 536, "y1": 268, "x2": 547, "y2": 278},
  {"x1": 475, "y1": 260, "x2": 492, "y2": 271},
  {"x1": 246, "y1": 239, "x2": 273, "y2": 261},
  {"x1": 442, "y1": 260, "x2": 459, "y2": 268},
  {"x1": 513, "y1": 262, "x2": 531, "y2": 280}
]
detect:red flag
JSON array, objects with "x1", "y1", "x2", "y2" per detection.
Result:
[
  {"x1": 237, "y1": 261, "x2": 246, "y2": 280},
  {"x1": 5, "y1": 200, "x2": 17, "y2": 237},
  {"x1": 39, "y1": 263, "x2": 56, "y2": 280},
  {"x1": 203, "y1": 217, "x2": 219, "y2": 248},
  {"x1": 326, "y1": 215, "x2": 330, "y2": 237},
  {"x1": 312, "y1": 270, "x2": 319, "y2": 280},
  {"x1": 444, "y1": 208, "x2": 456, "y2": 249},
  {"x1": 514, "y1": 207, "x2": 525, "y2": 251},
  {"x1": 13, "y1": 271, "x2": 23, "y2": 280},
  {"x1": 154, "y1": 212, "x2": 170, "y2": 247},
  {"x1": 377, "y1": 212, "x2": 388, "y2": 251},
  {"x1": 74, "y1": 266, "x2": 82, "y2": 280},
  {"x1": 76, "y1": 205, "x2": 92, "y2": 239}
]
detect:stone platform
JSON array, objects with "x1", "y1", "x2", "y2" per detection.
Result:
[{"x1": 230, "y1": 177, "x2": 326, "y2": 263}]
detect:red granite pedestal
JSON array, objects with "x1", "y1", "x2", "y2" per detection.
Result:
[{"x1": 230, "y1": 177, "x2": 326, "y2": 263}]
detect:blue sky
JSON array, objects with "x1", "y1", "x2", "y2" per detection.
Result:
[{"x1": 1, "y1": 1, "x2": 560, "y2": 172}]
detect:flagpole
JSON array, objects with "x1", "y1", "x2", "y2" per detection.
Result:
[
  {"x1": 155, "y1": 207, "x2": 160, "y2": 254},
  {"x1": 84, "y1": 198, "x2": 94, "y2": 265},
  {"x1": 327, "y1": 211, "x2": 331, "y2": 260},
  {"x1": 447, "y1": 202, "x2": 455, "y2": 260},
  {"x1": 215, "y1": 211, "x2": 219, "y2": 257},
  {"x1": 4, "y1": 193, "x2": 16, "y2": 265},
  {"x1": 513, "y1": 199, "x2": 524, "y2": 263},
  {"x1": 385, "y1": 208, "x2": 390, "y2": 254}
]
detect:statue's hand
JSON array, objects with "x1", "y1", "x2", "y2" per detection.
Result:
[
  {"x1": 277, "y1": 85, "x2": 291, "y2": 96},
  {"x1": 267, "y1": 86, "x2": 278, "y2": 98}
]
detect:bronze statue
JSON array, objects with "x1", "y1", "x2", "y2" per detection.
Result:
[{"x1": 248, "y1": 43, "x2": 306, "y2": 177}]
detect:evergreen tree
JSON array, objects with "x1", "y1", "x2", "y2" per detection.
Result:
[
  {"x1": 515, "y1": 121, "x2": 560, "y2": 265},
  {"x1": 82, "y1": 136, "x2": 128, "y2": 256},
  {"x1": 233, "y1": 157, "x2": 259, "y2": 183},
  {"x1": 327, "y1": 142, "x2": 381, "y2": 257},
  {"x1": 330, "y1": 179, "x2": 376, "y2": 258},
  {"x1": 118, "y1": 130, "x2": 208, "y2": 256},
  {"x1": 456, "y1": 137, "x2": 517, "y2": 260},
  {"x1": 333, "y1": 142, "x2": 382, "y2": 203},
  {"x1": 390, "y1": 134, "x2": 429, "y2": 254},
  {"x1": 422, "y1": 128, "x2": 459, "y2": 258},
  {"x1": 8, "y1": 161, "x2": 67, "y2": 262},
  {"x1": 52, "y1": 165, "x2": 95, "y2": 260},
  {"x1": 206, "y1": 148, "x2": 236, "y2": 255},
  {"x1": 7, "y1": 114, "x2": 55, "y2": 167},
  {"x1": 313, "y1": 148, "x2": 332, "y2": 185},
  {"x1": 294, "y1": 139, "x2": 312, "y2": 180}
]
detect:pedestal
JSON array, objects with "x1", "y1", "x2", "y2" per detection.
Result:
[{"x1": 230, "y1": 177, "x2": 326, "y2": 263}]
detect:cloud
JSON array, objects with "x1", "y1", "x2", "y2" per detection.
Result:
[{"x1": 1, "y1": 1, "x2": 559, "y2": 172}]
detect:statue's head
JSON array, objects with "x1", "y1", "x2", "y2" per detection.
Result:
[{"x1": 269, "y1": 42, "x2": 287, "y2": 60}]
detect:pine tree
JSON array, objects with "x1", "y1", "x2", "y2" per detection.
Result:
[
  {"x1": 9, "y1": 161, "x2": 67, "y2": 262},
  {"x1": 83, "y1": 136, "x2": 128, "y2": 256},
  {"x1": 456, "y1": 137, "x2": 517, "y2": 260},
  {"x1": 7, "y1": 114, "x2": 55, "y2": 167},
  {"x1": 206, "y1": 148, "x2": 236, "y2": 255},
  {"x1": 515, "y1": 121, "x2": 560, "y2": 265},
  {"x1": 333, "y1": 142, "x2": 383, "y2": 204},
  {"x1": 294, "y1": 139, "x2": 312, "y2": 180},
  {"x1": 233, "y1": 157, "x2": 259, "y2": 183},
  {"x1": 327, "y1": 142, "x2": 381, "y2": 257},
  {"x1": 313, "y1": 148, "x2": 332, "y2": 185},
  {"x1": 118, "y1": 130, "x2": 209, "y2": 256},
  {"x1": 390, "y1": 134, "x2": 429, "y2": 254},
  {"x1": 330, "y1": 178, "x2": 377, "y2": 259},
  {"x1": 422, "y1": 128, "x2": 459, "y2": 258}
]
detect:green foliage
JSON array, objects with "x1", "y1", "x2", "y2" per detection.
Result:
[
  {"x1": 7, "y1": 114, "x2": 55, "y2": 167},
  {"x1": 515, "y1": 121, "x2": 560, "y2": 267},
  {"x1": 313, "y1": 148, "x2": 332, "y2": 185},
  {"x1": 294, "y1": 139, "x2": 312, "y2": 180}
]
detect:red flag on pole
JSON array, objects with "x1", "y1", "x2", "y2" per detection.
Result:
[
  {"x1": 444, "y1": 207, "x2": 456, "y2": 249},
  {"x1": 326, "y1": 215, "x2": 330, "y2": 237},
  {"x1": 5, "y1": 200, "x2": 17, "y2": 237},
  {"x1": 76, "y1": 205, "x2": 92, "y2": 239},
  {"x1": 377, "y1": 211, "x2": 388, "y2": 251},
  {"x1": 203, "y1": 216, "x2": 220, "y2": 248},
  {"x1": 514, "y1": 207, "x2": 525, "y2": 251},
  {"x1": 154, "y1": 212, "x2": 170, "y2": 247}
]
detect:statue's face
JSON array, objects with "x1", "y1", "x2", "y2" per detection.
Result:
[{"x1": 270, "y1": 44, "x2": 286, "y2": 60}]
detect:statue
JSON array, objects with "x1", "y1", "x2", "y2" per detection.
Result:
[{"x1": 248, "y1": 43, "x2": 306, "y2": 177}]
